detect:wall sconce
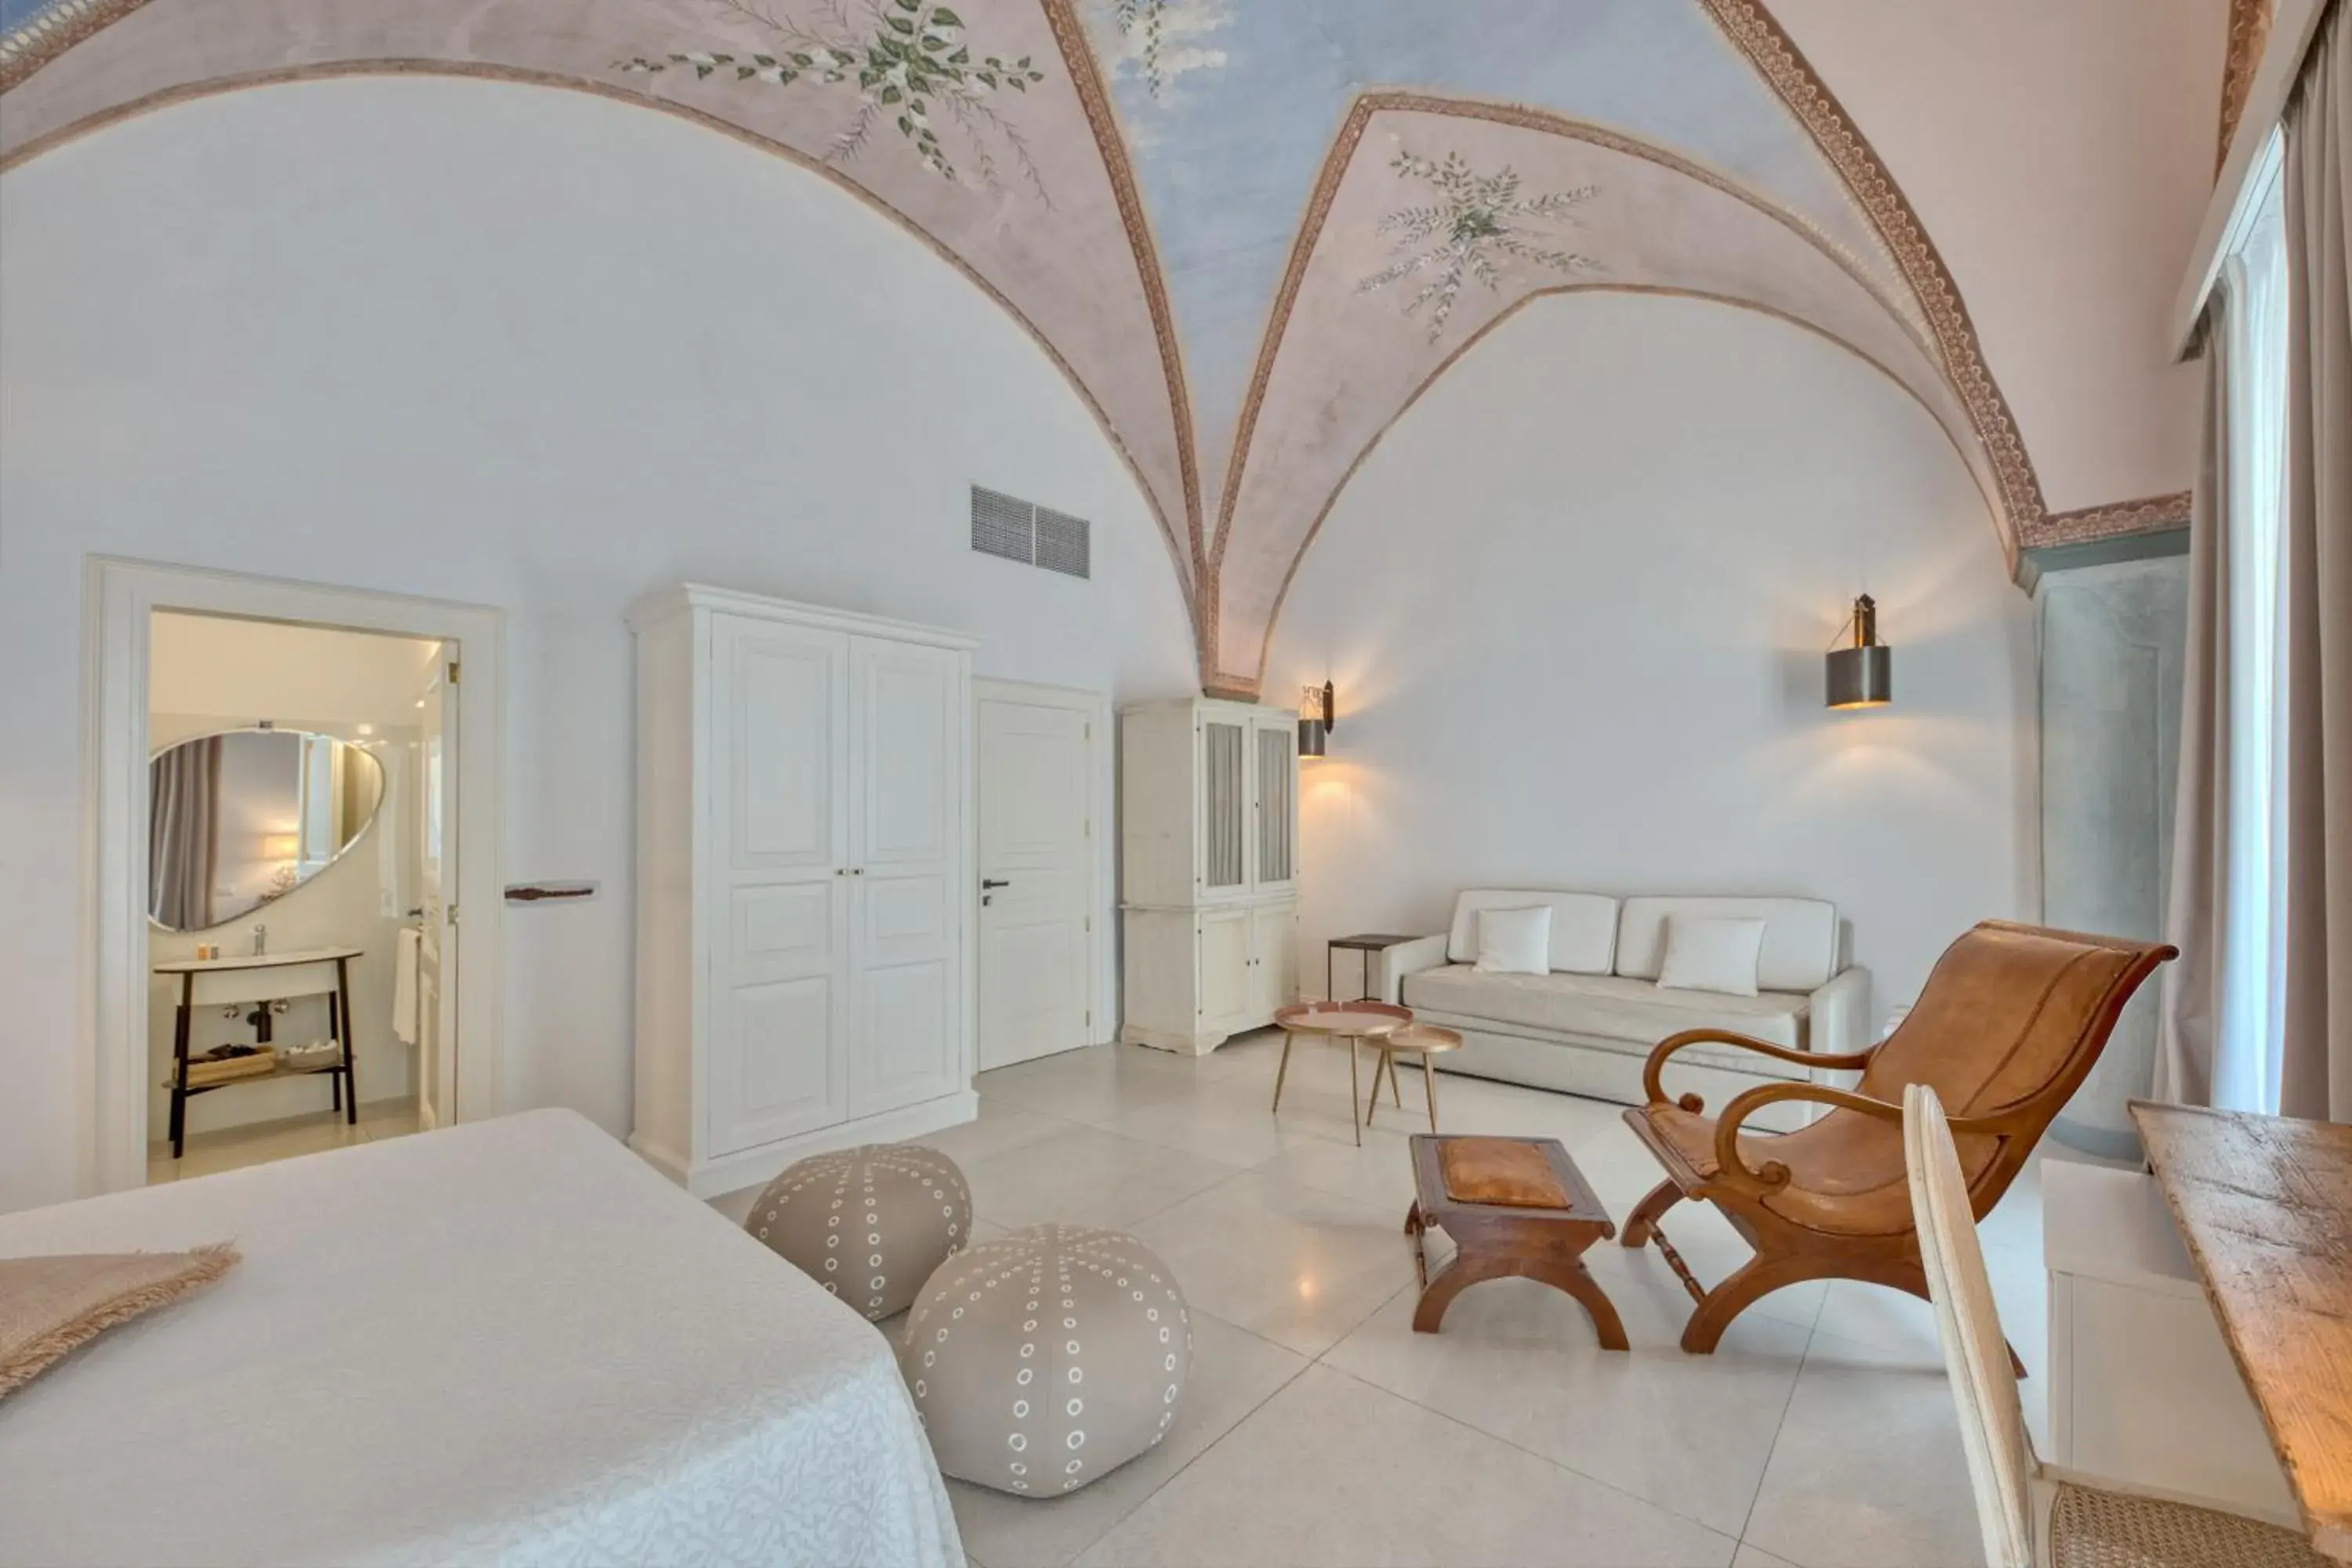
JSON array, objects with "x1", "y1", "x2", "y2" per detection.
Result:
[
  {"x1": 1298, "y1": 681, "x2": 1336, "y2": 757},
  {"x1": 259, "y1": 833, "x2": 301, "y2": 861},
  {"x1": 1826, "y1": 594, "x2": 1893, "y2": 710}
]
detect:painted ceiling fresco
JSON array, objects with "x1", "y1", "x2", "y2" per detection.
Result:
[{"x1": 0, "y1": 0, "x2": 2183, "y2": 693}]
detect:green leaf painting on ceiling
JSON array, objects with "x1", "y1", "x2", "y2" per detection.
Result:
[
  {"x1": 618, "y1": 0, "x2": 1049, "y2": 198},
  {"x1": 1357, "y1": 151, "x2": 1602, "y2": 340}
]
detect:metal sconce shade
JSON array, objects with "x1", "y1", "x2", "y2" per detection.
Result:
[
  {"x1": 1298, "y1": 680, "x2": 1335, "y2": 757},
  {"x1": 1826, "y1": 595, "x2": 1893, "y2": 710}
]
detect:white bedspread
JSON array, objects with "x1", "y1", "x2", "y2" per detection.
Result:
[{"x1": 0, "y1": 1109, "x2": 961, "y2": 1568}]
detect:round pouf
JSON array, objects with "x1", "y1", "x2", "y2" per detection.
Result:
[
  {"x1": 902, "y1": 1222, "x2": 1190, "y2": 1497},
  {"x1": 744, "y1": 1144, "x2": 971, "y2": 1321}
]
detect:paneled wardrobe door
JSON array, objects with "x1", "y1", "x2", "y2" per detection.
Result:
[
  {"x1": 705, "y1": 615, "x2": 851, "y2": 1156},
  {"x1": 846, "y1": 635, "x2": 964, "y2": 1116},
  {"x1": 1249, "y1": 900, "x2": 1298, "y2": 1019}
]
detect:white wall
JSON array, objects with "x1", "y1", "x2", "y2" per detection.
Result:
[
  {"x1": 1267, "y1": 292, "x2": 2039, "y2": 1021},
  {"x1": 0, "y1": 75, "x2": 1198, "y2": 1210}
]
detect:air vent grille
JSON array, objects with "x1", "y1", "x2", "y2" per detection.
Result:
[
  {"x1": 1033, "y1": 506, "x2": 1091, "y2": 579},
  {"x1": 969, "y1": 485, "x2": 1091, "y2": 580}
]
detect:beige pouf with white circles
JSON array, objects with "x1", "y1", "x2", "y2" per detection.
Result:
[
  {"x1": 903, "y1": 1223, "x2": 1191, "y2": 1497},
  {"x1": 743, "y1": 1144, "x2": 971, "y2": 1321}
]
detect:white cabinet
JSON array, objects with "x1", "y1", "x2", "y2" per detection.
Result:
[
  {"x1": 2042, "y1": 1159, "x2": 2299, "y2": 1523},
  {"x1": 631, "y1": 586, "x2": 975, "y2": 1197},
  {"x1": 1119, "y1": 699, "x2": 1301, "y2": 1054}
]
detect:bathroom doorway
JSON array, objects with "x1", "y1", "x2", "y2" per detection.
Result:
[
  {"x1": 86, "y1": 561, "x2": 503, "y2": 1196},
  {"x1": 143, "y1": 615, "x2": 450, "y2": 1180}
]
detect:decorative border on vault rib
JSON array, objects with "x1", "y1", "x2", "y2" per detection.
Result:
[
  {"x1": 0, "y1": 0, "x2": 154, "y2": 92},
  {"x1": 2025, "y1": 491, "x2": 2194, "y2": 550},
  {"x1": 1699, "y1": 0, "x2": 2047, "y2": 557},
  {"x1": 1043, "y1": 0, "x2": 1203, "y2": 583}
]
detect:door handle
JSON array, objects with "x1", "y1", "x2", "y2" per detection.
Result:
[{"x1": 981, "y1": 879, "x2": 1011, "y2": 889}]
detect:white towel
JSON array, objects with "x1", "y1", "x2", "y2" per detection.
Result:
[{"x1": 394, "y1": 927, "x2": 423, "y2": 1045}]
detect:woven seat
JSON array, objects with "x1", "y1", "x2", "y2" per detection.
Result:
[
  {"x1": 2049, "y1": 1482, "x2": 2323, "y2": 1567},
  {"x1": 1906, "y1": 1084, "x2": 2325, "y2": 1568}
]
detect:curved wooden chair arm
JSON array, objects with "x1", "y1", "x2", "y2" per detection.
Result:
[
  {"x1": 1708, "y1": 1081, "x2": 2016, "y2": 1195},
  {"x1": 1639, "y1": 1029, "x2": 1879, "y2": 1108}
]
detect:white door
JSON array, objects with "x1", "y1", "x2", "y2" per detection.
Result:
[
  {"x1": 707, "y1": 615, "x2": 851, "y2": 1156},
  {"x1": 414, "y1": 647, "x2": 460, "y2": 1130},
  {"x1": 847, "y1": 635, "x2": 963, "y2": 1116},
  {"x1": 976, "y1": 684, "x2": 1098, "y2": 1070}
]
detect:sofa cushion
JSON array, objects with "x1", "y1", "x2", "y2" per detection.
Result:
[
  {"x1": 1657, "y1": 916, "x2": 1767, "y2": 997},
  {"x1": 1446, "y1": 891, "x2": 1617, "y2": 973},
  {"x1": 1616, "y1": 897, "x2": 1837, "y2": 993},
  {"x1": 1402, "y1": 964, "x2": 1806, "y2": 1051},
  {"x1": 1473, "y1": 906, "x2": 1553, "y2": 975}
]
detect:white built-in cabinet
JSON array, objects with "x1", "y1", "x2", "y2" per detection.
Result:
[
  {"x1": 1120, "y1": 699, "x2": 1299, "y2": 1054},
  {"x1": 630, "y1": 585, "x2": 976, "y2": 1196}
]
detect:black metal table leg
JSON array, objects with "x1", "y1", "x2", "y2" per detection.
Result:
[
  {"x1": 335, "y1": 956, "x2": 358, "y2": 1126},
  {"x1": 170, "y1": 973, "x2": 193, "y2": 1160}
]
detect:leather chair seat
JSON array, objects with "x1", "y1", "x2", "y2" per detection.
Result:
[{"x1": 1635, "y1": 1102, "x2": 1999, "y2": 1238}]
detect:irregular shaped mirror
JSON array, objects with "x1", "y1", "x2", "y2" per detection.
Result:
[{"x1": 148, "y1": 728, "x2": 386, "y2": 932}]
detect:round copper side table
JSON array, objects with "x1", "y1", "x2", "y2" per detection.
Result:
[
  {"x1": 1270, "y1": 1000, "x2": 1411, "y2": 1146},
  {"x1": 1363, "y1": 1023, "x2": 1463, "y2": 1133}
]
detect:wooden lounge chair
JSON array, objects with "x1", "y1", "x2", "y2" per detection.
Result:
[{"x1": 1619, "y1": 920, "x2": 2176, "y2": 1358}]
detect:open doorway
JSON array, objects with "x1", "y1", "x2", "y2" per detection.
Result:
[
  {"x1": 87, "y1": 561, "x2": 503, "y2": 1197},
  {"x1": 144, "y1": 615, "x2": 453, "y2": 1180}
]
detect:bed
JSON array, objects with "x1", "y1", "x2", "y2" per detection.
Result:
[{"x1": 0, "y1": 1109, "x2": 963, "y2": 1567}]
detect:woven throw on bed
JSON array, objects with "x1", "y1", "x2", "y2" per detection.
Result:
[{"x1": 0, "y1": 1245, "x2": 238, "y2": 1399}]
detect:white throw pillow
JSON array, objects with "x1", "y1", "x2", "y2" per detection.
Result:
[
  {"x1": 1657, "y1": 915, "x2": 1767, "y2": 997},
  {"x1": 1474, "y1": 906, "x2": 1553, "y2": 975}
]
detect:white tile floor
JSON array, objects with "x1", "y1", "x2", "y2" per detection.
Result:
[
  {"x1": 899, "y1": 1033, "x2": 2053, "y2": 1568},
  {"x1": 146, "y1": 1098, "x2": 425, "y2": 1183}
]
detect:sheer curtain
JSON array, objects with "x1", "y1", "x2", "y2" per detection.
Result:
[
  {"x1": 2158, "y1": 149, "x2": 2291, "y2": 1112},
  {"x1": 148, "y1": 736, "x2": 222, "y2": 932}
]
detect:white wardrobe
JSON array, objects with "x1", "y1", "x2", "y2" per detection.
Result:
[
  {"x1": 630, "y1": 585, "x2": 976, "y2": 1197},
  {"x1": 1119, "y1": 698, "x2": 1299, "y2": 1054}
]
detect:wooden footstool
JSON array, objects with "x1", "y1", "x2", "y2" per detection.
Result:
[{"x1": 1403, "y1": 1134, "x2": 1628, "y2": 1348}]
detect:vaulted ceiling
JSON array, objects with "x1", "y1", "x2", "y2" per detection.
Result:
[{"x1": 0, "y1": 0, "x2": 2223, "y2": 694}]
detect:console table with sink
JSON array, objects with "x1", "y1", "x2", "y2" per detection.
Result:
[{"x1": 155, "y1": 946, "x2": 361, "y2": 1159}]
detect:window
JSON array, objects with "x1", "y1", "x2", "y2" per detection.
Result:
[{"x1": 2215, "y1": 138, "x2": 2292, "y2": 1112}]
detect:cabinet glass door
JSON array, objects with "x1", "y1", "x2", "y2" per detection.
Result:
[
  {"x1": 1254, "y1": 720, "x2": 1296, "y2": 890},
  {"x1": 1200, "y1": 719, "x2": 1246, "y2": 892}
]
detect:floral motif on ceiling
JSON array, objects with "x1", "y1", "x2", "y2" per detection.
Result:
[
  {"x1": 617, "y1": 2, "x2": 1052, "y2": 193},
  {"x1": 1356, "y1": 151, "x2": 1602, "y2": 342},
  {"x1": 0, "y1": 0, "x2": 2186, "y2": 695}
]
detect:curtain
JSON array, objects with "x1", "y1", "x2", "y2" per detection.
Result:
[
  {"x1": 148, "y1": 737, "x2": 221, "y2": 931},
  {"x1": 2157, "y1": 292, "x2": 2238, "y2": 1109},
  {"x1": 2159, "y1": 159, "x2": 2292, "y2": 1112},
  {"x1": 2282, "y1": 8, "x2": 2352, "y2": 1121}
]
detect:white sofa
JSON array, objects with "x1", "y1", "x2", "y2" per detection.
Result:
[{"x1": 1381, "y1": 891, "x2": 1871, "y2": 1131}]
